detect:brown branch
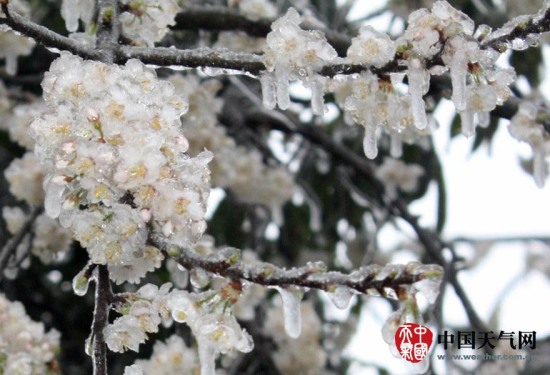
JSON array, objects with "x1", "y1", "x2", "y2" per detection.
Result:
[
  {"x1": 149, "y1": 233, "x2": 443, "y2": 298},
  {"x1": 91, "y1": 265, "x2": 111, "y2": 375}
]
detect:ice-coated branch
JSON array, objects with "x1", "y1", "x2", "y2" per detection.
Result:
[
  {"x1": 91, "y1": 265, "x2": 112, "y2": 375},
  {"x1": 149, "y1": 233, "x2": 443, "y2": 298},
  {"x1": 116, "y1": 46, "x2": 265, "y2": 75},
  {"x1": 0, "y1": 207, "x2": 42, "y2": 282},
  {"x1": 0, "y1": 4, "x2": 101, "y2": 60},
  {"x1": 482, "y1": 4, "x2": 550, "y2": 52}
]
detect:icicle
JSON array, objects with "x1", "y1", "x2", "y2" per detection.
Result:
[
  {"x1": 5, "y1": 55, "x2": 17, "y2": 76},
  {"x1": 197, "y1": 341, "x2": 216, "y2": 375},
  {"x1": 408, "y1": 59, "x2": 428, "y2": 130},
  {"x1": 477, "y1": 111, "x2": 490, "y2": 128},
  {"x1": 533, "y1": 146, "x2": 547, "y2": 188},
  {"x1": 390, "y1": 131, "x2": 403, "y2": 158},
  {"x1": 260, "y1": 72, "x2": 277, "y2": 110},
  {"x1": 275, "y1": 286, "x2": 304, "y2": 338},
  {"x1": 275, "y1": 69, "x2": 290, "y2": 110},
  {"x1": 460, "y1": 111, "x2": 476, "y2": 138},
  {"x1": 451, "y1": 57, "x2": 467, "y2": 111},
  {"x1": 327, "y1": 286, "x2": 354, "y2": 310},
  {"x1": 44, "y1": 179, "x2": 66, "y2": 219},
  {"x1": 310, "y1": 77, "x2": 325, "y2": 116},
  {"x1": 363, "y1": 125, "x2": 378, "y2": 159}
]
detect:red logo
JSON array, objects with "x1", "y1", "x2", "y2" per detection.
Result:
[{"x1": 395, "y1": 323, "x2": 434, "y2": 363}]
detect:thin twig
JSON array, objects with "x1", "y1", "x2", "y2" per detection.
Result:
[{"x1": 91, "y1": 265, "x2": 111, "y2": 375}]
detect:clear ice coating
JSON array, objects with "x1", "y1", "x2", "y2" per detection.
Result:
[
  {"x1": 197, "y1": 340, "x2": 216, "y2": 375},
  {"x1": 390, "y1": 131, "x2": 403, "y2": 158},
  {"x1": 275, "y1": 286, "x2": 304, "y2": 338},
  {"x1": 408, "y1": 59, "x2": 428, "y2": 130},
  {"x1": 276, "y1": 69, "x2": 291, "y2": 110},
  {"x1": 460, "y1": 110, "x2": 475, "y2": 138},
  {"x1": 450, "y1": 57, "x2": 467, "y2": 112},
  {"x1": 310, "y1": 78, "x2": 326, "y2": 116},
  {"x1": 326, "y1": 286, "x2": 354, "y2": 310},
  {"x1": 363, "y1": 125, "x2": 378, "y2": 159},
  {"x1": 533, "y1": 147, "x2": 547, "y2": 188},
  {"x1": 260, "y1": 72, "x2": 277, "y2": 110}
]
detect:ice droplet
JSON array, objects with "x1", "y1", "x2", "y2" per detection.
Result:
[
  {"x1": 460, "y1": 111, "x2": 475, "y2": 138},
  {"x1": 276, "y1": 286, "x2": 304, "y2": 338},
  {"x1": 533, "y1": 147, "x2": 547, "y2": 188},
  {"x1": 363, "y1": 125, "x2": 378, "y2": 159},
  {"x1": 72, "y1": 268, "x2": 91, "y2": 296},
  {"x1": 260, "y1": 72, "x2": 277, "y2": 110},
  {"x1": 413, "y1": 278, "x2": 441, "y2": 304},
  {"x1": 85, "y1": 336, "x2": 93, "y2": 357},
  {"x1": 310, "y1": 78, "x2": 325, "y2": 116},
  {"x1": 390, "y1": 131, "x2": 403, "y2": 158},
  {"x1": 327, "y1": 286, "x2": 354, "y2": 310}
]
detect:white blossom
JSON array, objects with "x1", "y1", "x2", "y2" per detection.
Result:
[{"x1": 347, "y1": 25, "x2": 396, "y2": 68}]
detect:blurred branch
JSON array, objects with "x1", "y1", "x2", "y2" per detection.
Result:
[{"x1": 0, "y1": 207, "x2": 42, "y2": 283}]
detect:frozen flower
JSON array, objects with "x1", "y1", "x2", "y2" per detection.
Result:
[
  {"x1": 239, "y1": 0, "x2": 277, "y2": 20},
  {"x1": 509, "y1": 101, "x2": 550, "y2": 187},
  {"x1": 0, "y1": 293, "x2": 60, "y2": 374},
  {"x1": 119, "y1": 0, "x2": 180, "y2": 46},
  {"x1": 3, "y1": 100, "x2": 47, "y2": 150},
  {"x1": 262, "y1": 7, "x2": 338, "y2": 114},
  {"x1": 32, "y1": 214, "x2": 72, "y2": 264},
  {"x1": 105, "y1": 315, "x2": 148, "y2": 353},
  {"x1": 375, "y1": 158, "x2": 424, "y2": 195},
  {"x1": 60, "y1": 0, "x2": 94, "y2": 32},
  {"x1": 30, "y1": 53, "x2": 212, "y2": 283},
  {"x1": 124, "y1": 364, "x2": 143, "y2": 375},
  {"x1": 2, "y1": 206, "x2": 26, "y2": 234},
  {"x1": 347, "y1": 25, "x2": 396, "y2": 68},
  {"x1": 135, "y1": 335, "x2": 200, "y2": 375},
  {"x1": 4, "y1": 151, "x2": 45, "y2": 206}
]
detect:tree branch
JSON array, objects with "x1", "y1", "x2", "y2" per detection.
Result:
[
  {"x1": 149, "y1": 233, "x2": 443, "y2": 298},
  {"x1": 91, "y1": 265, "x2": 111, "y2": 375}
]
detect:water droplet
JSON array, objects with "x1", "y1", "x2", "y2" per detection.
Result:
[
  {"x1": 327, "y1": 286, "x2": 354, "y2": 310},
  {"x1": 72, "y1": 266, "x2": 92, "y2": 296}
]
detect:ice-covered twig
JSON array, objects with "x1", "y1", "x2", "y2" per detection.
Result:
[
  {"x1": 482, "y1": 4, "x2": 550, "y2": 52},
  {"x1": 149, "y1": 233, "x2": 443, "y2": 297}
]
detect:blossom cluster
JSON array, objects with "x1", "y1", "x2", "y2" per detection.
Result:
[
  {"x1": 61, "y1": 0, "x2": 179, "y2": 46},
  {"x1": 261, "y1": 1, "x2": 517, "y2": 160},
  {"x1": 0, "y1": 293, "x2": 60, "y2": 374},
  {"x1": 29, "y1": 52, "x2": 212, "y2": 284}
]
